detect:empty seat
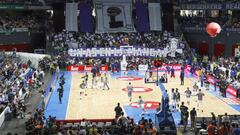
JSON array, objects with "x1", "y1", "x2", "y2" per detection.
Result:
[
  {"x1": 97, "y1": 122, "x2": 104, "y2": 128},
  {"x1": 105, "y1": 122, "x2": 112, "y2": 127},
  {"x1": 64, "y1": 123, "x2": 73, "y2": 128}
]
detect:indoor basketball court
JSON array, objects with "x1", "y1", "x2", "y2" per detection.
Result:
[{"x1": 44, "y1": 69, "x2": 240, "y2": 125}]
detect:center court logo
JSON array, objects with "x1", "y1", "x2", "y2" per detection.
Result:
[
  {"x1": 129, "y1": 101, "x2": 160, "y2": 109},
  {"x1": 122, "y1": 87, "x2": 153, "y2": 93}
]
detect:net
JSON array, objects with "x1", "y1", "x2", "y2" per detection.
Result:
[{"x1": 145, "y1": 69, "x2": 167, "y2": 83}]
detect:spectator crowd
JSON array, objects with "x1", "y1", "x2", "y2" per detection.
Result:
[
  {"x1": 51, "y1": 31, "x2": 184, "y2": 48},
  {"x1": 0, "y1": 55, "x2": 46, "y2": 122},
  {"x1": 179, "y1": 16, "x2": 240, "y2": 29},
  {"x1": 22, "y1": 103, "x2": 158, "y2": 135},
  {"x1": 0, "y1": 15, "x2": 41, "y2": 32},
  {"x1": 0, "y1": 0, "x2": 43, "y2": 5},
  {"x1": 179, "y1": 0, "x2": 239, "y2": 4}
]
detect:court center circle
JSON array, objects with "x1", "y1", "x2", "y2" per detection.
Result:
[
  {"x1": 117, "y1": 76, "x2": 143, "y2": 81},
  {"x1": 129, "y1": 101, "x2": 160, "y2": 109},
  {"x1": 122, "y1": 87, "x2": 153, "y2": 93}
]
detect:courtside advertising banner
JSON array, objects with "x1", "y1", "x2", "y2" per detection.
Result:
[{"x1": 67, "y1": 65, "x2": 108, "y2": 71}]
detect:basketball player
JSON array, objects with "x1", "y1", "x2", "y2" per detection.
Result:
[
  {"x1": 82, "y1": 72, "x2": 88, "y2": 88},
  {"x1": 196, "y1": 89, "x2": 205, "y2": 112},
  {"x1": 57, "y1": 85, "x2": 63, "y2": 104},
  {"x1": 138, "y1": 96, "x2": 147, "y2": 116},
  {"x1": 180, "y1": 70, "x2": 184, "y2": 85},
  {"x1": 102, "y1": 73, "x2": 110, "y2": 90},
  {"x1": 175, "y1": 88, "x2": 181, "y2": 111},
  {"x1": 170, "y1": 88, "x2": 176, "y2": 111},
  {"x1": 149, "y1": 71, "x2": 153, "y2": 81},
  {"x1": 193, "y1": 82, "x2": 199, "y2": 101},
  {"x1": 91, "y1": 66, "x2": 97, "y2": 89},
  {"x1": 127, "y1": 82, "x2": 133, "y2": 102},
  {"x1": 170, "y1": 67, "x2": 175, "y2": 78},
  {"x1": 193, "y1": 82, "x2": 198, "y2": 92},
  {"x1": 185, "y1": 87, "x2": 192, "y2": 105}
]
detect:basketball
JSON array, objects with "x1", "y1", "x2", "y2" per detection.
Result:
[{"x1": 206, "y1": 22, "x2": 221, "y2": 37}]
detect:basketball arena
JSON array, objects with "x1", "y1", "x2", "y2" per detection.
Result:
[{"x1": 0, "y1": 0, "x2": 240, "y2": 135}]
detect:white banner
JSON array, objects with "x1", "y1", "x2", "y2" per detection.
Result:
[
  {"x1": 94, "y1": 0, "x2": 135, "y2": 33},
  {"x1": 148, "y1": 3, "x2": 162, "y2": 31},
  {"x1": 65, "y1": 3, "x2": 78, "y2": 32},
  {"x1": 68, "y1": 46, "x2": 182, "y2": 58}
]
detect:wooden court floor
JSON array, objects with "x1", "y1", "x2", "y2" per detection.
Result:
[
  {"x1": 66, "y1": 72, "x2": 162, "y2": 119},
  {"x1": 66, "y1": 71, "x2": 240, "y2": 120}
]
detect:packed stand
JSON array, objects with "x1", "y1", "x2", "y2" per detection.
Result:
[
  {"x1": 179, "y1": 0, "x2": 238, "y2": 4},
  {"x1": 0, "y1": 55, "x2": 46, "y2": 122},
  {"x1": 45, "y1": 51, "x2": 192, "y2": 73},
  {"x1": 0, "y1": 15, "x2": 42, "y2": 32},
  {"x1": 166, "y1": 64, "x2": 240, "y2": 134},
  {"x1": 193, "y1": 113, "x2": 240, "y2": 134},
  {"x1": 0, "y1": 0, "x2": 43, "y2": 5},
  {"x1": 172, "y1": 97, "x2": 240, "y2": 134},
  {"x1": 51, "y1": 31, "x2": 186, "y2": 55},
  {"x1": 179, "y1": 16, "x2": 230, "y2": 28},
  {"x1": 189, "y1": 56, "x2": 240, "y2": 98},
  {"x1": 23, "y1": 103, "x2": 158, "y2": 135}
]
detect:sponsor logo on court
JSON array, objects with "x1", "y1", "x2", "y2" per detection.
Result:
[
  {"x1": 122, "y1": 87, "x2": 153, "y2": 93},
  {"x1": 129, "y1": 101, "x2": 160, "y2": 109},
  {"x1": 71, "y1": 66, "x2": 79, "y2": 71},
  {"x1": 117, "y1": 76, "x2": 142, "y2": 81},
  {"x1": 226, "y1": 87, "x2": 237, "y2": 96}
]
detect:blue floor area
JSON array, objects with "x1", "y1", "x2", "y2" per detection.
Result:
[
  {"x1": 38, "y1": 73, "x2": 56, "y2": 109},
  {"x1": 110, "y1": 71, "x2": 145, "y2": 79},
  {"x1": 124, "y1": 106, "x2": 157, "y2": 124},
  {"x1": 123, "y1": 82, "x2": 177, "y2": 126},
  {"x1": 230, "y1": 105, "x2": 240, "y2": 112},
  {"x1": 120, "y1": 71, "x2": 157, "y2": 124},
  {"x1": 44, "y1": 71, "x2": 72, "y2": 120},
  {"x1": 185, "y1": 71, "x2": 196, "y2": 78},
  {"x1": 158, "y1": 83, "x2": 181, "y2": 126}
]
